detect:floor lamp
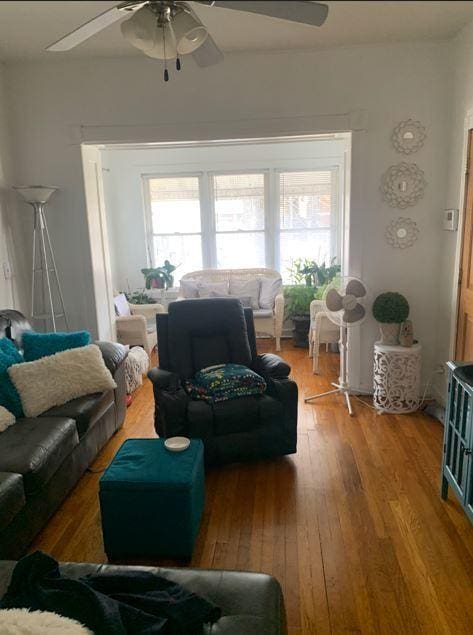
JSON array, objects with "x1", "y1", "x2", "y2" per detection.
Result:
[{"x1": 13, "y1": 185, "x2": 69, "y2": 332}]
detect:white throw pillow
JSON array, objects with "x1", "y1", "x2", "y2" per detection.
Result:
[
  {"x1": 0, "y1": 609, "x2": 92, "y2": 634},
  {"x1": 0, "y1": 405, "x2": 15, "y2": 432},
  {"x1": 180, "y1": 279, "x2": 199, "y2": 298},
  {"x1": 8, "y1": 344, "x2": 117, "y2": 418},
  {"x1": 259, "y1": 276, "x2": 282, "y2": 309},
  {"x1": 229, "y1": 278, "x2": 260, "y2": 310},
  {"x1": 197, "y1": 281, "x2": 229, "y2": 298}
]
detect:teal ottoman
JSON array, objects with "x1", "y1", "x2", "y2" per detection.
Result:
[{"x1": 99, "y1": 438, "x2": 204, "y2": 559}]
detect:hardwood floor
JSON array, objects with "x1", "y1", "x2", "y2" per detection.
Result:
[{"x1": 31, "y1": 341, "x2": 473, "y2": 634}]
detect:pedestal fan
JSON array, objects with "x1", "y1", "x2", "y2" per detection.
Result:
[{"x1": 305, "y1": 277, "x2": 368, "y2": 416}]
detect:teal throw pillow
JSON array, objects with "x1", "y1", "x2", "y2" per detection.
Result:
[
  {"x1": 0, "y1": 337, "x2": 23, "y2": 363},
  {"x1": 0, "y1": 339, "x2": 24, "y2": 417},
  {"x1": 22, "y1": 330, "x2": 91, "y2": 362}
]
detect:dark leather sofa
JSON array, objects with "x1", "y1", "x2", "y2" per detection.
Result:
[
  {"x1": 0, "y1": 560, "x2": 287, "y2": 634},
  {"x1": 148, "y1": 298, "x2": 298, "y2": 465},
  {"x1": 0, "y1": 310, "x2": 128, "y2": 559}
]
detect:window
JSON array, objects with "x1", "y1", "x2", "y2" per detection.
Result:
[
  {"x1": 144, "y1": 166, "x2": 340, "y2": 283},
  {"x1": 147, "y1": 176, "x2": 203, "y2": 278},
  {"x1": 213, "y1": 173, "x2": 266, "y2": 269},
  {"x1": 279, "y1": 170, "x2": 335, "y2": 280}
]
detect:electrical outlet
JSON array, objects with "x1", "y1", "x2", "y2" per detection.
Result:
[{"x1": 3, "y1": 261, "x2": 12, "y2": 280}]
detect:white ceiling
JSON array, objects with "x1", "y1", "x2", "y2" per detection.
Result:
[{"x1": 0, "y1": 1, "x2": 472, "y2": 61}]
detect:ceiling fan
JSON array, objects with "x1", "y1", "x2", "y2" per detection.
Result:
[{"x1": 47, "y1": 1, "x2": 329, "y2": 81}]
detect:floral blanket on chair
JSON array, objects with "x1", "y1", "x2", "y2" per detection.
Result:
[{"x1": 185, "y1": 363, "x2": 266, "y2": 403}]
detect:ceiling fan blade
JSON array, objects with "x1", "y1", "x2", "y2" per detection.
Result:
[
  {"x1": 47, "y1": 5, "x2": 127, "y2": 52},
  {"x1": 192, "y1": 34, "x2": 224, "y2": 67},
  {"x1": 201, "y1": 1, "x2": 328, "y2": 27}
]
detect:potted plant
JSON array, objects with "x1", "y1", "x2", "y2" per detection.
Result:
[
  {"x1": 125, "y1": 291, "x2": 157, "y2": 305},
  {"x1": 283, "y1": 285, "x2": 316, "y2": 347},
  {"x1": 284, "y1": 258, "x2": 341, "y2": 347},
  {"x1": 141, "y1": 260, "x2": 177, "y2": 290},
  {"x1": 372, "y1": 292, "x2": 409, "y2": 345}
]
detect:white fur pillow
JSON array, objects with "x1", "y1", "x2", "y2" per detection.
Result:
[
  {"x1": 8, "y1": 344, "x2": 116, "y2": 418},
  {"x1": 0, "y1": 405, "x2": 15, "y2": 432},
  {"x1": 0, "y1": 608, "x2": 92, "y2": 634}
]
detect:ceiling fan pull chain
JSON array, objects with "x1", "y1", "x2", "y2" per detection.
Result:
[{"x1": 162, "y1": 23, "x2": 169, "y2": 82}]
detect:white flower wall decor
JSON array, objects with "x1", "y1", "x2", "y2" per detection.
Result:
[
  {"x1": 391, "y1": 119, "x2": 426, "y2": 154},
  {"x1": 381, "y1": 162, "x2": 426, "y2": 208},
  {"x1": 386, "y1": 217, "x2": 419, "y2": 248}
]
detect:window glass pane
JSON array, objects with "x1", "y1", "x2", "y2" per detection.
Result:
[
  {"x1": 216, "y1": 232, "x2": 265, "y2": 269},
  {"x1": 214, "y1": 173, "x2": 265, "y2": 231},
  {"x1": 280, "y1": 171, "x2": 332, "y2": 230},
  {"x1": 149, "y1": 176, "x2": 201, "y2": 234},
  {"x1": 280, "y1": 230, "x2": 331, "y2": 283},
  {"x1": 152, "y1": 235, "x2": 202, "y2": 281}
]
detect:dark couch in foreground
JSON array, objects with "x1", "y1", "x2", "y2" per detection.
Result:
[
  {"x1": 0, "y1": 560, "x2": 287, "y2": 634},
  {"x1": 0, "y1": 310, "x2": 128, "y2": 559}
]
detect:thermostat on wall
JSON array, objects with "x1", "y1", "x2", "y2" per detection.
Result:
[{"x1": 443, "y1": 208, "x2": 459, "y2": 231}]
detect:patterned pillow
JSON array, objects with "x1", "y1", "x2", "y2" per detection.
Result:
[{"x1": 185, "y1": 363, "x2": 266, "y2": 403}]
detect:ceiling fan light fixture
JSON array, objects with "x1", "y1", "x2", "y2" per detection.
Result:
[
  {"x1": 143, "y1": 22, "x2": 177, "y2": 60},
  {"x1": 172, "y1": 9, "x2": 208, "y2": 55},
  {"x1": 120, "y1": 6, "x2": 157, "y2": 52}
]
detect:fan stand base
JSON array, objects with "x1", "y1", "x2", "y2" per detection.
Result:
[{"x1": 304, "y1": 382, "x2": 354, "y2": 416}]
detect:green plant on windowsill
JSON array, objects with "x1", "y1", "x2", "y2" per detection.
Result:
[
  {"x1": 125, "y1": 291, "x2": 157, "y2": 305},
  {"x1": 288, "y1": 257, "x2": 341, "y2": 288},
  {"x1": 141, "y1": 260, "x2": 178, "y2": 290}
]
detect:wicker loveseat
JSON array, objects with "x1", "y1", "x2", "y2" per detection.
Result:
[{"x1": 179, "y1": 268, "x2": 284, "y2": 351}]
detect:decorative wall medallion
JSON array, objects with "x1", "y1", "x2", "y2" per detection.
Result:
[
  {"x1": 386, "y1": 217, "x2": 419, "y2": 248},
  {"x1": 381, "y1": 162, "x2": 426, "y2": 208},
  {"x1": 391, "y1": 119, "x2": 426, "y2": 154}
]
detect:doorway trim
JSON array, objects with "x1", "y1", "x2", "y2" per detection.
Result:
[{"x1": 451, "y1": 107, "x2": 473, "y2": 359}]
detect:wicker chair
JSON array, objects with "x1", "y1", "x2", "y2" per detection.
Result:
[
  {"x1": 115, "y1": 299, "x2": 165, "y2": 356},
  {"x1": 308, "y1": 299, "x2": 340, "y2": 374},
  {"x1": 179, "y1": 268, "x2": 284, "y2": 351}
]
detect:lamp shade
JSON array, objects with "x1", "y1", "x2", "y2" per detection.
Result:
[
  {"x1": 13, "y1": 185, "x2": 58, "y2": 204},
  {"x1": 121, "y1": 7, "x2": 157, "y2": 52},
  {"x1": 144, "y1": 23, "x2": 177, "y2": 60},
  {"x1": 172, "y1": 10, "x2": 208, "y2": 55}
]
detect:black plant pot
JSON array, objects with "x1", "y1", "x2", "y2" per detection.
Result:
[{"x1": 292, "y1": 315, "x2": 311, "y2": 348}]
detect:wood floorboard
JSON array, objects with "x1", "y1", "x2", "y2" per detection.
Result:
[{"x1": 30, "y1": 340, "x2": 473, "y2": 634}]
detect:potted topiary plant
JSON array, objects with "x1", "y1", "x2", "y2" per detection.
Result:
[{"x1": 372, "y1": 292, "x2": 409, "y2": 345}]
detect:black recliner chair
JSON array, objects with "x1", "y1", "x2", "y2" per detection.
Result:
[{"x1": 148, "y1": 298, "x2": 298, "y2": 465}]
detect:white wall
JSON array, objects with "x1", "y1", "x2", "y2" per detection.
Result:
[
  {"x1": 0, "y1": 63, "x2": 26, "y2": 312},
  {"x1": 3, "y1": 40, "x2": 450, "y2": 389},
  {"x1": 101, "y1": 137, "x2": 349, "y2": 292}
]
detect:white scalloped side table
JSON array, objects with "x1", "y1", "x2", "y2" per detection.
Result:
[{"x1": 373, "y1": 342, "x2": 422, "y2": 413}]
